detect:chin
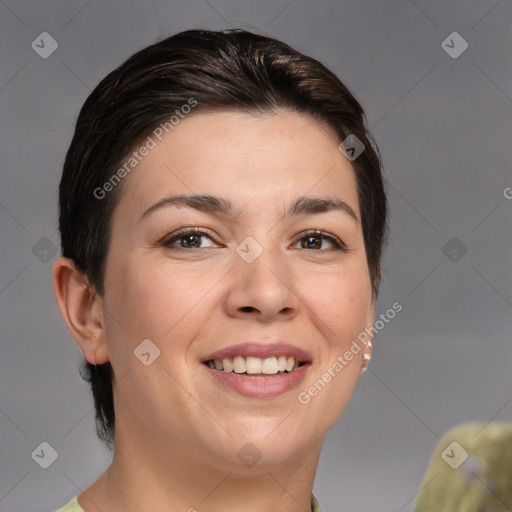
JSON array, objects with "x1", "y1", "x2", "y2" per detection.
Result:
[{"x1": 209, "y1": 424, "x2": 315, "y2": 469}]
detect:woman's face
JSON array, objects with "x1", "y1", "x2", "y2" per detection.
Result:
[{"x1": 101, "y1": 110, "x2": 375, "y2": 469}]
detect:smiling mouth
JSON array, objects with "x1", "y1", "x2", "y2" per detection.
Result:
[{"x1": 203, "y1": 355, "x2": 306, "y2": 376}]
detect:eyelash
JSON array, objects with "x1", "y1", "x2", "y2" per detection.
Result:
[{"x1": 161, "y1": 228, "x2": 347, "y2": 251}]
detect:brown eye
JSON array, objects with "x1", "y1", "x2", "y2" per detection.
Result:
[
  {"x1": 162, "y1": 229, "x2": 218, "y2": 249},
  {"x1": 177, "y1": 233, "x2": 202, "y2": 248},
  {"x1": 301, "y1": 235, "x2": 323, "y2": 250},
  {"x1": 293, "y1": 230, "x2": 346, "y2": 251}
]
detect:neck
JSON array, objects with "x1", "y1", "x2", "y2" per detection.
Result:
[{"x1": 78, "y1": 415, "x2": 323, "y2": 512}]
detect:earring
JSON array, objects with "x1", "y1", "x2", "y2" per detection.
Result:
[
  {"x1": 360, "y1": 340, "x2": 372, "y2": 374},
  {"x1": 92, "y1": 354, "x2": 97, "y2": 366}
]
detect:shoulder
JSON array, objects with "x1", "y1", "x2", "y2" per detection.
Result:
[
  {"x1": 54, "y1": 496, "x2": 85, "y2": 512},
  {"x1": 311, "y1": 492, "x2": 324, "y2": 512}
]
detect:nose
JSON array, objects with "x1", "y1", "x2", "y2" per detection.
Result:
[{"x1": 223, "y1": 243, "x2": 300, "y2": 322}]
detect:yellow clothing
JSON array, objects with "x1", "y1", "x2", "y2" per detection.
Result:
[
  {"x1": 55, "y1": 493, "x2": 324, "y2": 511},
  {"x1": 54, "y1": 496, "x2": 83, "y2": 512}
]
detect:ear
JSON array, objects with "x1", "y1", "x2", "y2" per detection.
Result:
[{"x1": 52, "y1": 256, "x2": 109, "y2": 364}]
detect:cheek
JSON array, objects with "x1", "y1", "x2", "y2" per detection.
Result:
[
  {"x1": 298, "y1": 262, "x2": 372, "y2": 346},
  {"x1": 107, "y1": 258, "x2": 218, "y2": 348},
  {"x1": 295, "y1": 268, "x2": 371, "y2": 432}
]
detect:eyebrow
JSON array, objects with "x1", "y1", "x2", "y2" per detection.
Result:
[{"x1": 138, "y1": 193, "x2": 359, "y2": 224}]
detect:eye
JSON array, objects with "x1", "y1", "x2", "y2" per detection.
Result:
[
  {"x1": 161, "y1": 228, "x2": 219, "y2": 249},
  {"x1": 292, "y1": 230, "x2": 346, "y2": 251},
  {"x1": 161, "y1": 228, "x2": 346, "y2": 251}
]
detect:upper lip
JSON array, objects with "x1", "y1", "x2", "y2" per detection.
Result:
[{"x1": 201, "y1": 341, "x2": 312, "y2": 364}]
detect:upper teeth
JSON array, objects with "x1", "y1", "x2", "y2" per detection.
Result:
[{"x1": 206, "y1": 356, "x2": 300, "y2": 374}]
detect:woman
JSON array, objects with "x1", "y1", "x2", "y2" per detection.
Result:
[{"x1": 52, "y1": 28, "x2": 388, "y2": 512}]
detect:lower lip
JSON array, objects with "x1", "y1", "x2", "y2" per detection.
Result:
[{"x1": 202, "y1": 363, "x2": 310, "y2": 398}]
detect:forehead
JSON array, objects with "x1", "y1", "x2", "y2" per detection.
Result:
[{"x1": 116, "y1": 110, "x2": 360, "y2": 220}]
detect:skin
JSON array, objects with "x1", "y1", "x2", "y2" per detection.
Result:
[{"x1": 52, "y1": 110, "x2": 375, "y2": 512}]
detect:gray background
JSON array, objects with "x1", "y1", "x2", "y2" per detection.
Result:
[{"x1": 1, "y1": 1, "x2": 511, "y2": 511}]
